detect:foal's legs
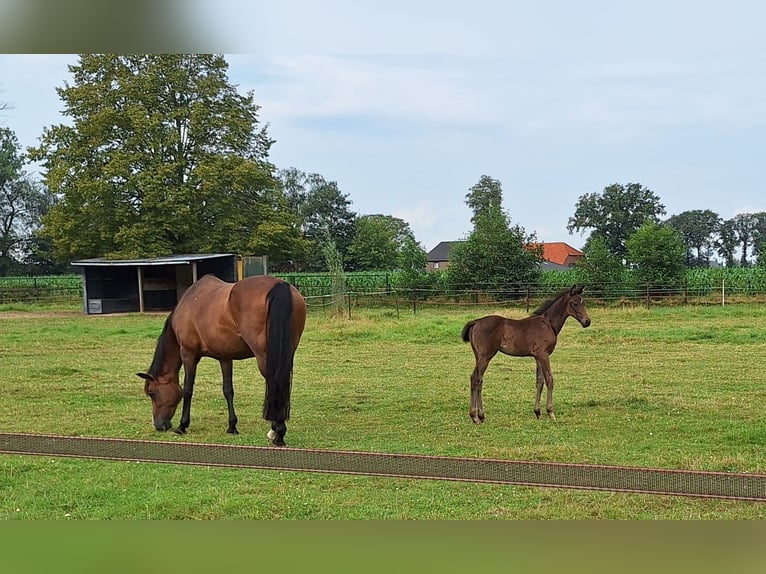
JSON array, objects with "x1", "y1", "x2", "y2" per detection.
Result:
[
  {"x1": 176, "y1": 352, "x2": 200, "y2": 434},
  {"x1": 469, "y1": 351, "x2": 496, "y2": 424},
  {"x1": 219, "y1": 359, "x2": 239, "y2": 434},
  {"x1": 534, "y1": 355, "x2": 556, "y2": 420},
  {"x1": 534, "y1": 362, "x2": 545, "y2": 419}
]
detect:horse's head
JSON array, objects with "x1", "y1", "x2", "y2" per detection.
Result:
[
  {"x1": 136, "y1": 372, "x2": 183, "y2": 431},
  {"x1": 566, "y1": 284, "x2": 591, "y2": 328}
]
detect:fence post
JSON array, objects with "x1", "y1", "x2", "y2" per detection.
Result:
[
  {"x1": 645, "y1": 284, "x2": 651, "y2": 309},
  {"x1": 722, "y1": 278, "x2": 725, "y2": 307},
  {"x1": 411, "y1": 289, "x2": 417, "y2": 314},
  {"x1": 347, "y1": 292, "x2": 352, "y2": 320},
  {"x1": 526, "y1": 287, "x2": 530, "y2": 314}
]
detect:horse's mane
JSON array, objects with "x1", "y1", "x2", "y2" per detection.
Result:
[
  {"x1": 531, "y1": 288, "x2": 570, "y2": 316},
  {"x1": 148, "y1": 312, "x2": 175, "y2": 376}
]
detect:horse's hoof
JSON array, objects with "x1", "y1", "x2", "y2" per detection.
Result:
[
  {"x1": 227, "y1": 428, "x2": 239, "y2": 435},
  {"x1": 174, "y1": 428, "x2": 187, "y2": 435}
]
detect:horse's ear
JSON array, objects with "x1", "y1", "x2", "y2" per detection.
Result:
[
  {"x1": 136, "y1": 372, "x2": 153, "y2": 382},
  {"x1": 571, "y1": 284, "x2": 584, "y2": 295}
]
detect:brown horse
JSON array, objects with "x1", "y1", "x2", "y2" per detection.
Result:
[
  {"x1": 461, "y1": 284, "x2": 590, "y2": 424},
  {"x1": 136, "y1": 274, "x2": 306, "y2": 446}
]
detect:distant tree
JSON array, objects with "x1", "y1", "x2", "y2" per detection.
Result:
[
  {"x1": 465, "y1": 175, "x2": 503, "y2": 226},
  {"x1": 567, "y1": 182, "x2": 666, "y2": 258},
  {"x1": 0, "y1": 127, "x2": 54, "y2": 274},
  {"x1": 715, "y1": 219, "x2": 738, "y2": 267},
  {"x1": 625, "y1": 222, "x2": 686, "y2": 288},
  {"x1": 753, "y1": 212, "x2": 766, "y2": 266},
  {"x1": 276, "y1": 169, "x2": 356, "y2": 271},
  {"x1": 449, "y1": 176, "x2": 540, "y2": 288},
  {"x1": 576, "y1": 235, "x2": 624, "y2": 289},
  {"x1": 396, "y1": 235, "x2": 428, "y2": 274},
  {"x1": 728, "y1": 213, "x2": 760, "y2": 266},
  {"x1": 347, "y1": 214, "x2": 418, "y2": 271},
  {"x1": 29, "y1": 54, "x2": 302, "y2": 264},
  {"x1": 666, "y1": 209, "x2": 720, "y2": 267}
]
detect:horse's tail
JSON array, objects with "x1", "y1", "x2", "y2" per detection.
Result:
[
  {"x1": 461, "y1": 320, "x2": 476, "y2": 343},
  {"x1": 263, "y1": 281, "x2": 295, "y2": 422}
]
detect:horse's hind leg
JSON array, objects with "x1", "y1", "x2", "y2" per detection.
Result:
[
  {"x1": 469, "y1": 354, "x2": 493, "y2": 424},
  {"x1": 534, "y1": 362, "x2": 544, "y2": 419},
  {"x1": 220, "y1": 359, "x2": 239, "y2": 434},
  {"x1": 256, "y1": 355, "x2": 288, "y2": 447},
  {"x1": 535, "y1": 355, "x2": 556, "y2": 420},
  {"x1": 268, "y1": 421, "x2": 287, "y2": 447}
]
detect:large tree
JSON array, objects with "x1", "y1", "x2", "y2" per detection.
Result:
[
  {"x1": 347, "y1": 214, "x2": 420, "y2": 271},
  {"x1": 625, "y1": 222, "x2": 686, "y2": 288},
  {"x1": 728, "y1": 212, "x2": 762, "y2": 266},
  {"x1": 577, "y1": 235, "x2": 624, "y2": 290},
  {"x1": 276, "y1": 169, "x2": 356, "y2": 271},
  {"x1": 29, "y1": 54, "x2": 302, "y2": 263},
  {"x1": 0, "y1": 127, "x2": 54, "y2": 274},
  {"x1": 448, "y1": 176, "x2": 540, "y2": 288},
  {"x1": 666, "y1": 209, "x2": 720, "y2": 267},
  {"x1": 567, "y1": 182, "x2": 666, "y2": 258},
  {"x1": 715, "y1": 219, "x2": 738, "y2": 267},
  {"x1": 465, "y1": 175, "x2": 503, "y2": 226}
]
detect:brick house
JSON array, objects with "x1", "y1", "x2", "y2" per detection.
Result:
[{"x1": 426, "y1": 241, "x2": 583, "y2": 271}]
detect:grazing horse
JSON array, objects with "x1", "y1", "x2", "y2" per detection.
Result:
[
  {"x1": 461, "y1": 284, "x2": 590, "y2": 424},
  {"x1": 136, "y1": 274, "x2": 306, "y2": 446}
]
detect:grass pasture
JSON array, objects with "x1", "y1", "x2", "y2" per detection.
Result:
[{"x1": 1, "y1": 303, "x2": 765, "y2": 519}]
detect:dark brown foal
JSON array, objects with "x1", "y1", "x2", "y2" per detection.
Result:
[{"x1": 461, "y1": 284, "x2": 591, "y2": 423}]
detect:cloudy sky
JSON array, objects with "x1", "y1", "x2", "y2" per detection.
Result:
[{"x1": 1, "y1": 1, "x2": 765, "y2": 252}]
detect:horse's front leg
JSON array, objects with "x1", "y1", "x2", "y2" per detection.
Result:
[
  {"x1": 219, "y1": 359, "x2": 239, "y2": 434},
  {"x1": 175, "y1": 354, "x2": 199, "y2": 434}
]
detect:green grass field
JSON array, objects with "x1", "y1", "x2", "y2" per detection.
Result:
[{"x1": 1, "y1": 303, "x2": 765, "y2": 519}]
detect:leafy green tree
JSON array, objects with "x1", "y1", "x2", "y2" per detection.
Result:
[
  {"x1": 625, "y1": 222, "x2": 686, "y2": 288},
  {"x1": 577, "y1": 235, "x2": 624, "y2": 291},
  {"x1": 666, "y1": 209, "x2": 720, "y2": 267},
  {"x1": 0, "y1": 128, "x2": 54, "y2": 274},
  {"x1": 347, "y1": 214, "x2": 418, "y2": 271},
  {"x1": 465, "y1": 175, "x2": 503, "y2": 225},
  {"x1": 728, "y1": 212, "x2": 760, "y2": 266},
  {"x1": 393, "y1": 235, "x2": 431, "y2": 290},
  {"x1": 276, "y1": 169, "x2": 356, "y2": 271},
  {"x1": 567, "y1": 182, "x2": 666, "y2": 258},
  {"x1": 753, "y1": 213, "x2": 766, "y2": 266},
  {"x1": 715, "y1": 219, "x2": 738, "y2": 267},
  {"x1": 448, "y1": 176, "x2": 540, "y2": 288},
  {"x1": 29, "y1": 54, "x2": 302, "y2": 264}
]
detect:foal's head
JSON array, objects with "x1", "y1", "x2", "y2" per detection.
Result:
[
  {"x1": 566, "y1": 284, "x2": 591, "y2": 328},
  {"x1": 136, "y1": 372, "x2": 183, "y2": 431}
]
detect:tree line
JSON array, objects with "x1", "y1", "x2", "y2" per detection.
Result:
[
  {"x1": 1, "y1": 54, "x2": 763, "y2": 288},
  {"x1": 0, "y1": 55, "x2": 424, "y2": 276}
]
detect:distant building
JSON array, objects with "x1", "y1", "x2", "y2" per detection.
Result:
[
  {"x1": 528, "y1": 242, "x2": 584, "y2": 267},
  {"x1": 426, "y1": 240, "x2": 583, "y2": 272},
  {"x1": 426, "y1": 241, "x2": 461, "y2": 271}
]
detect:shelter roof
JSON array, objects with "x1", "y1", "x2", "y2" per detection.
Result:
[{"x1": 71, "y1": 253, "x2": 236, "y2": 267}]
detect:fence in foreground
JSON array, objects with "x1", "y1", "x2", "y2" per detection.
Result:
[{"x1": 1, "y1": 432, "x2": 764, "y2": 502}]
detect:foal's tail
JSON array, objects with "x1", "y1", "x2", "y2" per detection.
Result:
[
  {"x1": 263, "y1": 281, "x2": 295, "y2": 422},
  {"x1": 461, "y1": 320, "x2": 476, "y2": 343}
]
